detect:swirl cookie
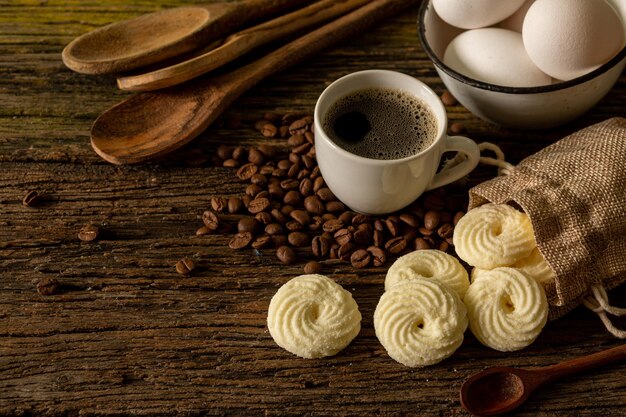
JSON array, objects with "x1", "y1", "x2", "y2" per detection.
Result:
[
  {"x1": 453, "y1": 203, "x2": 536, "y2": 269},
  {"x1": 374, "y1": 280, "x2": 468, "y2": 367},
  {"x1": 267, "y1": 274, "x2": 361, "y2": 359},
  {"x1": 385, "y1": 249, "x2": 470, "y2": 299},
  {"x1": 472, "y1": 248, "x2": 555, "y2": 286},
  {"x1": 464, "y1": 267, "x2": 548, "y2": 352}
]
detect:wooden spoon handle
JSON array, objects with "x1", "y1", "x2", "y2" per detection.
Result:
[
  {"x1": 228, "y1": 0, "x2": 317, "y2": 22},
  {"x1": 215, "y1": 0, "x2": 412, "y2": 97},
  {"x1": 535, "y1": 344, "x2": 626, "y2": 386},
  {"x1": 118, "y1": 0, "x2": 370, "y2": 92}
]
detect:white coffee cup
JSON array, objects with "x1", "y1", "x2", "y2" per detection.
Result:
[{"x1": 314, "y1": 70, "x2": 480, "y2": 215}]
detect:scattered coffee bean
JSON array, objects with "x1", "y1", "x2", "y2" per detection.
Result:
[
  {"x1": 311, "y1": 235, "x2": 330, "y2": 257},
  {"x1": 367, "y1": 246, "x2": 387, "y2": 267},
  {"x1": 441, "y1": 90, "x2": 457, "y2": 106},
  {"x1": 414, "y1": 237, "x2": 431, "y2": 250},
  {"x1": 288, "y1": 134, "x2": 306, "y2": 147},
  {"x1": 265, "y1": 223, "x2": 284, "y2": 235},
  {"x1": 223, "y1": 158, "x2": 240, "y2": 168},
  {"x1": 246, "y1": 183, "x2": 262, "y2": 197},
  {"x1": 325, "y1": 201, "x2": 345, "y2": 213},
  {"x1": 385, "y1": 236, "x2": 407, "y2": 254},
  {"x1": 334, "y1": 228, "x2": 353, "y2": 245},
  {"x1": 238, "y1": 217, "x2": 259, "y2": 234},
  {"x1": 196, "y1": 226, "x2": 213, "y2": 236},
  {"x1": 22, "y1": 190, "x2": 41, "y2": 207},
  {"x1": 353, "y1": 228, "x2": 371, "y2": 245},
  {"x1": 439, "y1": 241, "x2": 450, "y2": 252},
  {"x1": 255, "y1": 211, "x2": 273, "y2": 225},
  {"x1": 286, "y1": 220, "x2": 304, "y2": 231},
  {"x1": 290, "y1": 210, "x2": 310, "y2": 225},
  {"x1": 288, "y1": 231, "x2": 310, "y2": 247},
  {"x1": 419, "y1": 227, "x2": 434, "y2": 236},
  {"x1": 272, "y1": 234, "x2": 288, "y2": 247},
  {"x1": 280, "y1": 178, "x2": 299, "y2": 190},
  {"x1": 424, "y1": 210, "x2": 441, "y2": 230},
  {"x1": 299, "y1": 178, "x2": 313, "y2": 196},
  {"x1": 217, "y1": 144, "x2": 232, "y2": 160},
  {"x1": 438, "y1": 223, "x2": 454, "y2": 239},
  {"x1": 276, "y1": 246, "x2": 296, "y2": 265},
  {"x1": 176, "y1": 257, "x2": 195, "y2": 276},
  {"x1": 78, "y1": 224, "x2": 99, "y2": 242},
  {"x1": 211, "y1": 196, "x2": 228, "y2": 212},
  {"x1": 322, "y1": 219, "x2": 344, "y2": 233},
  {"x1": 449, "y1": 122, "x2": 466, "y2": 135},
  {"x1": 453, "y1": 211, "x2": 465, "y2": 226},
  {"x1": 248, "y1": 148, "x2": 264, "y2": 165},
  {"x1": 313, "y1": 176, "x2": 325, "y2": 192},
  {"x1": 261, "y1": 123, "x2": 278, "y2": 138},
  {"x1": 229, "y1": 232, "x2": 253, "y2": 249},
  {"x1": 289, "y1": 119, "x2": 309, "y2": 135},
  {"x1": 251, "y1": 235, "x2": 272, "y2": 249},
  {"x1": 37, "y1": 277, "x2": 60, "y2": 296},
  {"x1": 316, "y1": 187, "x2": 336, "y2": 202},
  {"x1": 232, "y1": 146, "x2": 246, "y2": 160},
  {"x1": 350, "y1": 249, "x2": 371, "y2": 268},
  {"x1": 338, "y1": 242, "x2": 356, "y2": 262},
  {"x1": 228, "y1": 197, "x2": 243, "y2": 214},
  {"x1": 385, "y1": 217, "x2": 400, "y2": 237},
  {"x1": 303, "y1": 260, "x2": 322, "y2": 274},
  {"x1": 248, "y1": 197, "x2": 270, "y2": 214},
  {"x1": 250, "y1": 173, "x2": 267, "y2": 186},
  {"x1": 399, "y1": 213, "x2": 418, "y2": 228},
  {"x1": 237, "y1": 163, "x2": 258, "y2": 180}
]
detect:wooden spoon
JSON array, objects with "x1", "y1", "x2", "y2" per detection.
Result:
[
  {"x1": 62, "y1": 0, "x2": 311, "y2": 74},
  {"x1": 91, "y1": 0, "x2": 412, "y2": 165},
  {"x1": 460, "y1": 344, "x2": 626, "y2": 416},
  {"x1": 117, "y1": 0, "x2": 370, "y2": 92}
]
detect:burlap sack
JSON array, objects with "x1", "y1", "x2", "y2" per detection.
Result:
[{"x1": 468, "y1": 118, "x2": 626, "y2": 336}]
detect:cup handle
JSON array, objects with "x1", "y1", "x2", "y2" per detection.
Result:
[{"x1": 426, "y1": 135, "x2": 480, "y2": 191}]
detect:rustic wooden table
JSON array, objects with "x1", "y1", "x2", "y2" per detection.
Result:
[{"x1": 2, "y1": 1, "x2": 625, "y2": 416}]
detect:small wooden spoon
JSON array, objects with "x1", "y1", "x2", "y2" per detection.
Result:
[
  {"x1": 91, "y1": 0, "x2": 412, "y2": 165},
  {"x1": 62, "y1": 0, "x2": 311, "y2": 74},
  {"x1": 460, "y1": 344, "x2": 626, "y2": 416},
  {"x1": 117, "y1": 0, "x2": 370, "y2": 92}
]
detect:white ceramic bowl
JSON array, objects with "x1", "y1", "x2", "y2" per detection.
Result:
[{"x1": 418, "y1": 0, "x2": 626, "y2": 129}]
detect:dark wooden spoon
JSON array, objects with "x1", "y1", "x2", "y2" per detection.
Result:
[
  {"x1": 91, "y1": 0, "x2": 412, "y2": 165},
  {"x1": 460, "y1": 344, "x2": 626, "y2": 416},
  {"x1": 62, "y1": 0, "x2": 311, "y2": 74}
]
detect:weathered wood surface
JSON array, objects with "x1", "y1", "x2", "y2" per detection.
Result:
[{"x1": 1, "y1": 1, "x2": 625, "y2": 416}]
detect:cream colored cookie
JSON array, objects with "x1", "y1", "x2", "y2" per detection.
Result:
[
  {"x1": 385, "y1": 249, "x2": 470, "y2": 299},
  {"x1": 267, "y1": 274, "x2": 361, "y2": 359},
  {"x1": 453, "y1": 203, "x2": 536, "y2": 269},
  {"x1": 464, "y1": 267, "x2": 548, "y2": 352},
  {"x1": 471, "y1": 248, "x2": 555, "y2": 286},
  {"x1": 374, "y1": 280, "x2": 468, "y2": 367}
]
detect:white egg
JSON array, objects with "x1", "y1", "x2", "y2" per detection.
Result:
[
  {"x1": 433, "y1": 0, "x2": 527, "y2": 29},
  {"x1": 499, "y1": 0, "x2": 535, "y2": 32},
  {"x1": 523, "y1": 0, "x2": 625, "y2": 81},
  {"x1": 443, "y1": 28, "x2": 552, "y2": 87}
]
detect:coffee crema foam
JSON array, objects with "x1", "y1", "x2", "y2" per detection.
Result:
[{"x1": 323, "y1": 87, "x2": 438, "y2": 160}]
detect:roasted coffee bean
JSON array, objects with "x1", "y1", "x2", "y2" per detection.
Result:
[
  {"x1": 311, "y1": 235, "x2": 330, "y2": 257},
  {"x1": 373, "y1": 229, "x2": 384, "y2": 247},
  {"x1": 268, "y1": 183, "x2": 284, "y2": 199},
  {"x1": 329, "y1": 243, "x2": 339, "y2": 259},
  {"x1": 350, "y1": 249, "x2": 371, "y2": 268},
  {"x1": 246, "y1": 183, "x2": 263, "y2": 197},
  {"x1": 288, "y1": 231, "x2": 310, "y2": 247},
  {"x1": 211, "y1": 196, "x2": 228, "y2": 212},
  {"x1": 303, "y1": 115, "x2": 313, "y2": 125},
  {"x1": 304, "y1": 261, "x2": 322, "y2": 274},
  {"x1": 321, "y1": 213, "x2": 336, "y2": 222},
  {"x1": 304, "y1": 131, "x2": 314, "y2": 144},
  {"x1": 256, "y1": 191, "x2": 271, "y2": 200},
  {"x1": 385, "y1": 236, "x2": 407, "y2": 254},
  {"x1": 272, "y1": 168, "x2": 287, "y2": 178},
  {"x1": 272, "y1": 234, "x2": 288, "y2": 247},
  {"x1": 202, "y1": 212, "x2": 220, "y2": 231},
  {"x1": 257, "y1": 144, "x2": 276, "y2": 159},
  {"x1": 287, "y1": 134, "x2": 306, "y2": 148},
  {"x1": 446, "y1": 237, "x2": 454, "y2": 246},
  {"x1": 196, "y1": 226, "x2": 213, "y2": 236},
  {"x1": 228, "y1": 197, "x2": 243, "y2": 214},
  {"x1": 385, "y1": 217, "x2": 400, "y2": 237},
  {"x1": 282, "y1": 112, "x2": 304, "y2": 126},
  {"x1": 248, "y1": 148, "x2": 264, "y2": 165},
  {"x1": 286, "y1": 220, "x2": 304, "y2": 231},
  {"x1": 255, "y1": 211, "x2": 273, "y2": 225},
  {"x1": 414, "y1": 237, "x2": 431, "y2": 250},
  {"x1": 270, "y1": 208, "x2": 287, "y2": 224},
  {"x1": 261, "y1": 123, "x2": 277, "y2": 138},
  {"x1": 304, "y1": 195, "x2": 324, "y2": 215},
  {"x1": 334, "y1": 228, "x2": 353, "y2": 245},
  {"x1": 252, "y1": 235, "x2": 272, "y2": 249},
  {"x1": 299, "y1": 178, "x2": 313, "y2": 196},
  {"x1": 222, "y1": 158, "x2": 239, "y2": 167},
  {"x1": 78, "y1": 224, "x2": 99, "y2": 242},
  {"x1": 338, "y1": 242, "x2": 356, "y2": 262},
  {"x1": 248, "y1": 197, "x2": 270, "y2": 214},
  {"x1": 316, "y1": 187, "x2": 336, "y2": 202},
  {"x1": 176, "y1": 257, "x2": 195, "y2": 276},
  {"x1": 277, "y1": 159, "x2": 291, "y2": 170},
  {"x1": 281, "y1": 205, "x2": 295, "y2": 216},
  {"x1": 453, "y1": 211, "x2": 465, "y2": 226},
  {"x1": 290, "y1": 210, "x2": 310, "y2": 225},
  {"x1": 232, "y1": 146, "x2": 246, "y2": 161},
  {"x1": 242, "y1": 195, "x2": 252, "y2": 207},
  {"x1": 297, "y1": 169, "x2": 310, "y2": 180},
  {"x1": 268, "y1": 176, "x2": 280, "y2": 185},
  {"x1": 217, "y1": 144, "x2": 232, "y2": 160},
  {"x1": 309, "y1": 216, "x2": 323, "y2": 231},
  {"x1": 236, "y1": 163, "x2": 258, "y2": 180},
  {"x1": 367, "y1": 246, "x2": 387, "y2": 267},
  {"x1": 439, "y1": 241, "x2": 450, "y2": 252},
  {"x1": 284, "y1": 190, "x2": 301, "y2": 206},
  {"x1": 250, "y1": 173, "x2": 267, "y2": 186},
  {"x1": 441, "y1": 90, "x2": 457, "y2": 106},
  {"x1": 373, "y1": 219, "x2": 385, "y2": 232},
  {"x1": 449, "y1": 122, "x2": 466, "y2": 135},
  {"x1": 325, "y1": 201, "x2": 345, "y2": 213},
  {"x1": 288, "y1": 152, "x2": 300, "y2": 164},
  {"x1": 322, "y1": 219, "x2": 344, "y2": 233},
  {"x1": 289, "y1": 119, "x2": 309, "y2": 135},
  {"x1": 424, "y1": 210, "x2": 441, "y2": 230},
  {"x1": 321, "y1": 231, "x2": 333, "y2": 242},
  {"x1": 37, "y1": 277, "x2": 60, "y2": 296},
  {"x1": 238, "y1": 217, "x2": 259, "y2": 234},
  {"x1": 353, "y1": 228, "x2": 371, "y2": 245},
  {"x1": 276, "y1": 246, "x2": 296, "y2": 265},
  {"x1": 280, "y1": 178, "x2": 299, "y2": 190},
  {"x1": 423, "y1": 236, "x2": 436, "y2": 248},
  {"x1": 403, "y1": 227, "x2": 418, "y2": 242},
  {"x1": 399, "y1": 213, "x2": 418, "y2": 228},
  {"x1": 338, "y1": 211, "x2": 354, "y2": 224},
  {"x1": 309, "y1": 166, "x2": 321, "y2": 179},
  {"x1": 265, "y1": 223, "x2": 283, "y2": 236},
  {"x1": 351, "y1": 214, "x2": 369, "y2": 226},
  {"x1": 313, "y1": 176, "x2": 325, "y2": 192},
  {"x1": 279, "y1": 125, "x2": 290, "y2": 138},
  {"x1": 292, "y1": 142, "x2": 311, "y2": 155},
  {"x1": 229, "y1": 232, "x2": 253, "y2": 249},
  {"x1": 287, "y1": 161, "x2": 300, "y2": 178},
  {"x1": 438, "y1": 223, "x2": 454, "y2": 239},
  {"x1": 254, "y1": 119, "x2": 268, "y2": 131},
  {"x1": 419, "y1": 227, "x2": 434, "y2": 236},
  {"x1": 301, "y1": 154, "x2": 315, "y2": 169}
]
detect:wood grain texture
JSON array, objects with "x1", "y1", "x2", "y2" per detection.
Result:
[{"x1": 1, "y1": 1, "x2": 626, "y2": 416}]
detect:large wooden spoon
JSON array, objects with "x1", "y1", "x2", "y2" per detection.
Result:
[
  {"x1": 460, "y1": 344, "x2": 626, "y2": 416},
  {"x1": 62, "y1": 0, "x2": 311, "y2": 74},
  {"x1": 91, "y1": 0, "x2": 412, "y2": 165},
  {"x1": 117, "y1": 0, "x2": 370, "y2": 92}
]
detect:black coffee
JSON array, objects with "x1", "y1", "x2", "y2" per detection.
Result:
[{"x1": 323, "y1": 87, "x2": 438, "y2": 160}]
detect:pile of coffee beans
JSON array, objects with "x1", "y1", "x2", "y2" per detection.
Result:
[{"x1": 199, "y1": 113, "x2": 468, "y2": 271}]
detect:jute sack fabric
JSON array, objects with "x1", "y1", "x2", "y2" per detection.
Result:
[{"x1": 468, "y1": 118, "x2": 626, "y2": 336}]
